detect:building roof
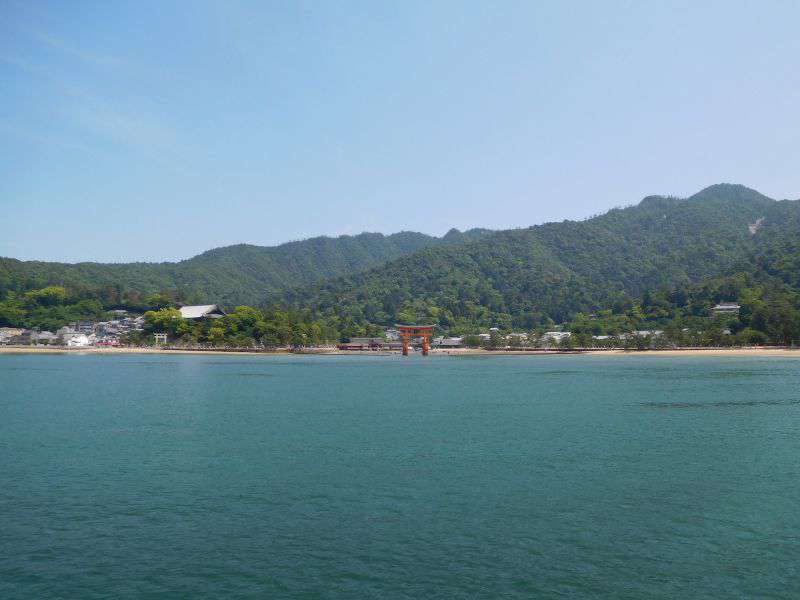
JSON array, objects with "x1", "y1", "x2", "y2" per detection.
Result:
[
  {"x1": 711, "y1": 302, "x2": 742, "y2": 312},
  {"x1": 178, "y1": 304, "x2": 225, "y2": 319}
]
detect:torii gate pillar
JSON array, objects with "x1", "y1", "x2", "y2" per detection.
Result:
[{"x1": 397, "y1": 325, "x2": 434, "y2": 357}]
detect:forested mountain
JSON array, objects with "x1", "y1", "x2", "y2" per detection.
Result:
[
  {"x1": 277, "y1": 184, "x2": 800, "y2": 330},
  {"x1": 0, "y1": 229, "x2": 491, "y2": 307},
  {"x1": 3, "y1": 183, "x2": 799, "y2": 338},
  {"x1": 4, "y1": 183, "x2": 800, "y2": 344}
]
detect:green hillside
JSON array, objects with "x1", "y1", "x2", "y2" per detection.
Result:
[
  {"x1": 3, "y1": 183, "x2": 798, "y2": 337},
  {"x1": 0, "y1": 229, "x2": 491, "y2": 307},
  {"x1": 278, "y1": 184, "x2": 800, "y2": 330},
  {"x1": 3, "y1": 183, "x2": 799, "y2": 344}
]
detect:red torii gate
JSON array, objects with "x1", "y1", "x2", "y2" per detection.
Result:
[{"x1": 396, "y1": 324, "x2": 435, "y2": 356}]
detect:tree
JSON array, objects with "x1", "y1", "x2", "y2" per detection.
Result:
[
  {"x1": 145, "y1": 293, "x2": 174, "y2": 310},
  {"x1": 488, "y1": 330, "x2": 504, "y2": 349},
  {"x1": 736, "y1": 328, "x2": 767, "y2": 346},
  {"x1": 208, "y1": 326, "x2": 226, "y2": 346},
  {"x1": 0, "y1": 293, "x2": 25, "y2": 327},
  {"x1": 757, "y1": 299, "x2": 800, "y2": 345},
  {"x1": 24, "y1": 286, "x2": 67, "y2": 307},
  {"x1": 462, "y1": 334, "x2": 482, "y2": 348},
  {"x1": 144, "y1": 308, "x2": 189, "y2": 338}
]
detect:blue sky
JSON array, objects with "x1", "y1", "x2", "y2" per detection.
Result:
[{"x1": 2, "y1": 1, "x2": 799, "y2": 262}]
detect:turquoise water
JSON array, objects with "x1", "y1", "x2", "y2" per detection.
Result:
[{"x1": 2, "y1": 354, "x2": 800, "y2": 598}]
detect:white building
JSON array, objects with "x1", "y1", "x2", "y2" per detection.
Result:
[
  {"x1": 633, "y1": 330, "x2": 663, "y2": 337},
  {"x1": 434, "y1": 336, "x2": 463, "y2": 347},
  {"x1": 66, "y1": 334, "x2": 91, "y2": 347},
  {"x1": 711, "y1": 302, "x2": 741, "y2": 316},
  {"x1": 542, "y1": 331, "x2": 571, "y2": 342},
  {"x1": 178, "y1": 305, "x2": 226, "y2": 319},
  {"x1": 0, "y1": 328, "x2": 26, "y2": 344},
  {"x1": 33, "y1": 331, "x2": 58, "y2": 344}
]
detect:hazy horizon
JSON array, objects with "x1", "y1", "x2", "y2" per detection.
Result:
[{"x1": 3, "y1": 1, "x2": 799, "y2": 262}]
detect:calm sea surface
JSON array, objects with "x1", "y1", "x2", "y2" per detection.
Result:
[{"x1": 2, "y1": 353, "x2": 800, "y2": 598}]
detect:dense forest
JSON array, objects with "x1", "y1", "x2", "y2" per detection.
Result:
[
  {"x1": 0, "y1": 229, "x2": 490, "y2": 307},
  {"x1": 137, "y1": 306, "x2": 345, "y2": 347},
  {"x1": 558, "y1": 274, "x2": 800, "y2": 347},
  {"x1": 0, "y1": 286, "x2": 108, "y2": 333},
  {"x1": 2, "y1": 184, "x2": 800, "y2": 346},
  {"x1": 276, "y1": 185, "x2": 800, "y2": 337}
]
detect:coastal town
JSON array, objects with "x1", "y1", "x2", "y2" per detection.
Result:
[
  {"x1": 0, "y1": 312, "x2": 145, "y2": 348},
  {"x1": 0, "y1": 301, "x2": 756, "y2": 353}
]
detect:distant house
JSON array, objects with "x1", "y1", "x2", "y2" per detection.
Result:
[
  {"x1": 75, "y1": 321, "x2": 95, "y2": 334},
  {"x1": 178, "y1": 305, "x2": 226, "y2": 320},
  {"x1": 542, "y1": 331, "x2": 571, "y2": 342},
  {"x1": 66, "y1": 334, "x2": 91, "y2": 347},
  {"x1": 634, "y1": 330, "x2": 663, "y2": 337},
  {"x1": 434, "y1": 336, "x2": 463, "y2": 348},
  {"x1": 0, "y1": 328, "x2": 26, "y2": 344},
  {"x1": 338, "y1": 337, "x2": 385, "y2": 351},
  {"x1": 711, "y1": 302, "x2": 741, "y2": 316},
  {"x1": 9, "y1": 331, "x2": 35, "y2": 345},
  {"x1": 349, "y1": 337, "x2": 384, "y2": 347},
  {"x1": 34, "y1": 331, "x2": 58, "y2": 345}
]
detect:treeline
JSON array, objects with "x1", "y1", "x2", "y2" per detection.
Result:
[
  {"x1": 561, "y1": 274, "x2": 800, "y2": 347},
  {"x1": 0, "y1": 284, "x2": 384, "y2": 347},
  {"x1": 3, "y1": 273, "x2": 799, "y2": 348},
  {"x1": 136, "y1": 305, "x2": 343, "y2": 347},
  {"x1": 277, "y1": 184, "x2": 794, "y2": 330},
  {"x1": 0, "y1": 286, "x2": 108, "y2": 331},
  {"x1": 3, "y1": 184, "x2": 800, "y2": 347},
  {"x1": 136, "y1": 300, "x2": 387, "y2": 347},
  {"x1": 0, "y1": 285, "x2": 206, "y2": 332},
  {"x1": 0, "y1": 230, "x2": 490, "y2": 307}
]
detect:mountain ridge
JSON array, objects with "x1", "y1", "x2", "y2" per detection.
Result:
[
  {"x1": 0, "y1": 229, "x2": 492, "y2": 306},
  {"x1": 274, "y1": 184, "x2": 799, "y2": 328},
  {"x1": 2, "y1": 184, "x2": 798, "y2": 325}
]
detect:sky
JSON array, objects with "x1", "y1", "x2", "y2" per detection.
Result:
[{"x1": 2, "y1": 1, "x2": 799, "y2": 263}]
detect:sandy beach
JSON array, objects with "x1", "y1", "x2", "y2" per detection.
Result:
[
  {"x1": 2, "y1": 346, "x2": 799, "y2": 357},
  {"x1": 434, "y1": 348, "x2": 800, "y2": 357},
  {"x1": 0, "y1": 346, "x2": 295, "y2": 356}
]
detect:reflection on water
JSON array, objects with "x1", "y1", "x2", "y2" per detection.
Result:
[{"x1": 642, "y1": 399, "x2": 800, "y2": 409}]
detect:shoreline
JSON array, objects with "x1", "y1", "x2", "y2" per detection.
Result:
[{"x1": 1, "y1": 346, "x2": 799, "y2": 357}]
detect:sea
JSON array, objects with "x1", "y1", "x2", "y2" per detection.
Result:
[{"x1": 2, "y1": 353, "x2": 799, "y2": 599}]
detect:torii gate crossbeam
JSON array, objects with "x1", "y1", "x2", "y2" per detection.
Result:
[{"x1": 396, "y1": 324, "x2": 435, "y2": 356}]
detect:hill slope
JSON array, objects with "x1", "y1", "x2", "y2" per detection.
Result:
[
  {"x1": 278, "y1": 184, "x2": 800, "y2": 328},
  {"x1": 0, "y1": 229, "x2": 491, "y2": 306}
]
